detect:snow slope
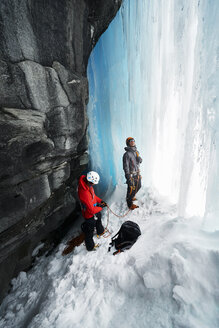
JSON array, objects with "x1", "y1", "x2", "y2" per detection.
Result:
[{"x1": 1, "y1": 186, "x2": 219, "y2": 328}]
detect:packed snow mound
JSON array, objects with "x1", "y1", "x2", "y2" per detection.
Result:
[{"x1": 0, "y1": 187, "x2": 219, "y2": 328}]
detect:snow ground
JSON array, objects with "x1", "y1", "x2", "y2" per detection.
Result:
[{"x1": 1, "y1": 186, "x2": 219, "y2": 328}]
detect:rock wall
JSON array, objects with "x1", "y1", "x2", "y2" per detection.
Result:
[{"x1": 0, "y1": 0, "x2": 122, "y2": 302}]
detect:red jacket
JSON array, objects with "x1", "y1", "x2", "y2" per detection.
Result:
[{"x1": 78, "y1": 175, "x2": 103, "y2": 219}]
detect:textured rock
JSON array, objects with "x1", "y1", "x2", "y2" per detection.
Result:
[
  {"x1": 0, "y1": 60, "x2": 32, "y2": 108},
  {"x1": 19, "y1": 61, "x2": 70, "y2": 111},
  {"x1": 0, "y1": 0, "x2": 122, "y2": 302}
]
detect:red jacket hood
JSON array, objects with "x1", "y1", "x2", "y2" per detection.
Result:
[{"x1": 79, "y1": 175, "x2": 88, "y2": 191}]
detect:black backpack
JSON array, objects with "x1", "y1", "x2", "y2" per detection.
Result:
[{"x1": 108, "y1": 221, "x2": 141, "y2": 255}]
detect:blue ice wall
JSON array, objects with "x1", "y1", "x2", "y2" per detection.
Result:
[
  {"x1": 87, "y1": 3, "x2": 129, "y2": 196},
  {"x1": 87, "y1": 1, "x2": 152, "y2": 196},
  {"x1": 87, "y1": 0, "x2": 219, "y2": 228}
]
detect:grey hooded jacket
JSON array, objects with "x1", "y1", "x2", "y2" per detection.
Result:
[{"x1": 123, "y1": 146, "x2": 142, "y2": 180}]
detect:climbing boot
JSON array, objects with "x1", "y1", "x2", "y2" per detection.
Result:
[
  {"x1": 129, "y1": 204, "x2": 139, "y2": 210},
  {"x1": 97, "y1": 229, "x2": 109, "y2": 238},
  {"x1": 92, "y1": 243, "x2": 100, "y2": 250}
]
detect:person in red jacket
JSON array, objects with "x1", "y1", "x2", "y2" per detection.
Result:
[{"x1": 78, "y1": 171, "x2": 107, "y2": 251}]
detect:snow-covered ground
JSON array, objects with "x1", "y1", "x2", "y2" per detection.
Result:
[{"x1": 1, "y1": 186, "x2": 219, "y2": 328}]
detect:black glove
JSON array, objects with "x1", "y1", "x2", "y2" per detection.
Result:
[
  {"x1": 96, "y1": 203, "x2": 103, "y2": 208},
  {"x1": 101, "y1": 201, "x2": 107, "y2": 207},
  {"x1": 96, "y1": 202, "x2": 106, "y2": 208}
]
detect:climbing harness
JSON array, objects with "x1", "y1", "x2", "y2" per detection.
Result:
[{"x1": 128, "y1": 173, "x2": 140, "y2": 198}]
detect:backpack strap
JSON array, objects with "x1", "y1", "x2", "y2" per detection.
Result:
[
  {"x1": 112, "y1": 229, "x2": 121, "y2": 240},
  {"x1": 108, "y1": 230, "x2": 121, "y2": 252}
]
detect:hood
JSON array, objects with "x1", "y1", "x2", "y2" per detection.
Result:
[
  {"x1": 78, "y1": 175, "x2": 88, "y2": 190},
  {"x1": 124, "y1": 146, "x2": 137, "y2": 152}
]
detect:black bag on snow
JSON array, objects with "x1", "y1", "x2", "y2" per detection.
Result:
[{"x1": 108, "y1": 220, "x2": 141, "y2": 255}]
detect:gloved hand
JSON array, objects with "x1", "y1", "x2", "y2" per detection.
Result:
[
  {"x1": 100, "y1": 201, "x2": 107, "y2": 207},
  {"x1": 96, "y1": 203, "x2": 102, "y2": 208},
  {"x1": 96, "y1": 202, "x2": 106, "y2": 208}
]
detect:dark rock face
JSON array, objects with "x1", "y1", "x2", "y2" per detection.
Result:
[{"x1": 0, "y1": 0, "x2": 122, "y2": 302}]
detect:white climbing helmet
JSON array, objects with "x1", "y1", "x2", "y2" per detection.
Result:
[{"x1": 86, "y1": 171, "x2": 100, "y2": 184}]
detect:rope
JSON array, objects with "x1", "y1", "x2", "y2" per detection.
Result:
[
  {"x1": 106, "y1": 205, "x2": 131, "y2": 218},
  {"x1": 100, "y1": 205, "x2": 131, "y2": 239},
  {"x1": 103, "y1": 175, "x2": 140, "y2": 237}
]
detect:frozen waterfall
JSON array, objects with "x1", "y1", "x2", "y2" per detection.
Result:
[{"x1": 87, "y1": 0, "x2": 219, "y2": 228}]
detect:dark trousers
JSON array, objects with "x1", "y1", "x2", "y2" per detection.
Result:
[
  {"x1": 126, "y1": 174, "x2": 141, "y2": 208},
  {"x1": 81, "y1": 212, "x2": 104, "y2": 251}
]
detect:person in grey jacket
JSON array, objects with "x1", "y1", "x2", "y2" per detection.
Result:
[{"x1": 123, "y1": 137, "x2": 142, "y2": 210}]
